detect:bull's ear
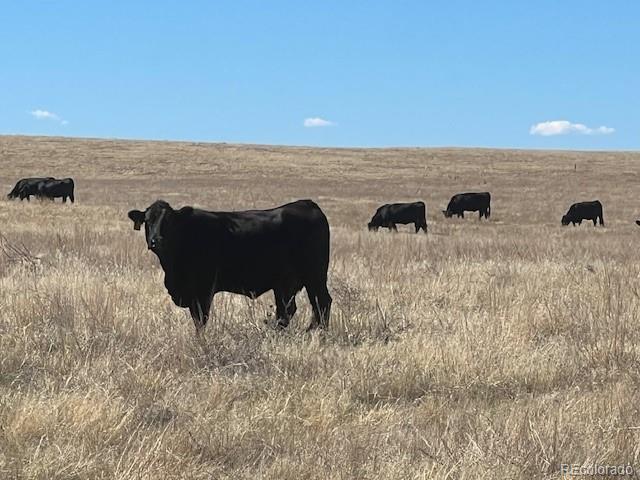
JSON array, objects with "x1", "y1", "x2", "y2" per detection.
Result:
[{"x1": 128, "y1": 210, "x2": 145, "y2": 231}]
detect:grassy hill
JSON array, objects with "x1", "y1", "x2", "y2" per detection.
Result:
[{"x1": 1, "y1": 135, "x2": 639, "y2": 479}]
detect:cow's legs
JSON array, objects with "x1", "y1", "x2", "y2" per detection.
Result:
[
  {"x1": 274, "y1": 289, "x2": 298, "y2": 328},
  {"x1": 592, "y1": 218, "x2": 597, "y2": 226},
  {"x1": 62, "y1": 196, "x2": 67, "y2": 203},
  {"x1": 390, "y1": 224, "x2": 398, "y2": 232},
  {"x1": 415, "y1": 222, "x2": 427, "y2": 233},
  {"x1": 306, "y1": 283, "x2": 332, "y2": 331},
  {"x1": 460, "y1": 212, "x2": 464, "y2": 218},
  {"x1": 189, "y1": 292, "x2": 213, "y2": 335}
]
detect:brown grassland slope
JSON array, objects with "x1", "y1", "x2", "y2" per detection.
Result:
[{"x1": 1, "y1": 135, "x2": 640, "y2": 479}]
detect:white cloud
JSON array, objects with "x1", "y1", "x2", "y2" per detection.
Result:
[
  {"x1": 304, "y1": 117, "x2": 335, "y2": 128},
  {"x1": 30, "y1": 109, "x2": 68, "y2": 125},
  {"x1": 530, "y1": 120, "x2": 614, "y2": 136}
]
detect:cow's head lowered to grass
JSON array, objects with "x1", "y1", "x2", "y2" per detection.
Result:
[{"x1": 128, "y1": 200, "x2": 176, "y2": 253}]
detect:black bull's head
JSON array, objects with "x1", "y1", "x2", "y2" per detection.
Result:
[{"x1": 128, "y1": 200, "x2": 174, "y2": 253}]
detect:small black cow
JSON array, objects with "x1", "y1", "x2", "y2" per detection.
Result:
[
  {"x1": 7, "y1": 177, "x2": 54, "y2": 200},
  {"x1": 37, "y1": 178, "x2": 75, "y2": 203},
  {"x1": 368, "y1": 201, "x2": 427, "y2": 233},
  {"x1": 128, "y1": 199, "x2": 332, "y2": 333},
  {"x1": 443, "y1": 192, "x2": 491, "y2": 220},
  {"x1": 561, "y1": 200, "x2": 604, "y2": 226}
]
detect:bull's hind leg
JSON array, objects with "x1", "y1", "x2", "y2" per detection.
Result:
[
  {"x1": 274, "y1": 289, "x2": 298, "y2": 329},
  {"x1": 415, "y1": 222, "x2": 427, "y2": 233},
  {"x1": 306, "y1": 283, "x2": 332, "y2": 331}
]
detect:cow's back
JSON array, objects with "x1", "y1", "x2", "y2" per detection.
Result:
[
  {"x1": 375, "y1": 201, "x2": 425, "y2": 224},
  {"x1": 175, "y1": 199, "x2": 329, "y2": 296},
  {"x1": 571, "y1": 200, "x2": 602, "y2": 217}
]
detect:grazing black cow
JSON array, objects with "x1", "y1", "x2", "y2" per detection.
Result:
[
  {"x1": 7, "y1": 177, "x2": 54, "y2": 200},
  {"x1": 368, "y1": 201, "x2": 427, "y2": 233},
  {"x1": 442, "y1": 192, "x2": 491, "y2": 220},
  {"x1": 36, "y1": 178, "x2": 75, "y2": 203},
  {"x1": 128, "y1": 199, "x2": 332, "y2": 333},
  {"x1": 561, "y1": 200, "x2": 604, "y2": 226}
]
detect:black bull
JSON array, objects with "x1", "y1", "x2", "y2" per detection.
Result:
[
  {"x1": 37, "y1": 178, "x2": 75, "y2": 203},
  {"x1": 368, "y1": 201, "x2": 427, "y2": 233},
  {"x1": 7, "y1": 177, "x2": 54, "y2": 200},
  {"x1": 443, "y1": 192, "x2": 491, "y2": 220},
  {"x1": 128, "y1": 199, "x2": 332, "y2": 333},
  {"x1": 562, "y1": 200, "x2": 604, "y2": 226}
]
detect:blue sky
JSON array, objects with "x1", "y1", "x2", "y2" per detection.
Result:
[{"x1": 1, "y1": 1, "x2": 638, "y2": 149}]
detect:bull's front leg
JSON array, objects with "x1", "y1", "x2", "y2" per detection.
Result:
[
  {"x1": 274, "y1": 289, "x2": 298, "y2": 329},
  {"x1": 189, "y1": 292, "x2": 213, "y2": 335}
]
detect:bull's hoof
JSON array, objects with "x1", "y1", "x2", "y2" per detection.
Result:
[
  {"x1": 305, "y1": 322, "x2": 319, "y2": 333},
  {"x1": 276, "y1": 319, "x2": 289, "y2": 329}
]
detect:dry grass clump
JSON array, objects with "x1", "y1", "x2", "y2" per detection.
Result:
[{"x1": 1, "y1": 135, "x2": 640, "y2": 478}]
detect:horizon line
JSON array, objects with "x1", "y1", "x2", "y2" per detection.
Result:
[{"x1": 1, "y1": 133, "x2": 638, "y2": 154}]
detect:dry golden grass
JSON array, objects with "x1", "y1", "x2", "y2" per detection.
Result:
[{"x1": 1, "y1": 135, "x2": 640, "y2": 479}]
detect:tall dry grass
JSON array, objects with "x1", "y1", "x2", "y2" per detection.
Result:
[{"x1": 1, "y1": 135, "x2": 640, "y2": 479}]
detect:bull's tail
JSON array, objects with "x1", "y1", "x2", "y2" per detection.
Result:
[{"x1": 486, "y1": 204, "x2": 491, "y2": 219}]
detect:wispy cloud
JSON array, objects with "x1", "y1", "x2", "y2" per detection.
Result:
[
  {"x1": 30, "y1": 109, "x2": 68, "y2": 125},
  {"x1": 304, "y1": 117, "x2": 335, "y2": 128},
  {"x1": 530, "y1": 120, "x2": 614, "y2": 136}
]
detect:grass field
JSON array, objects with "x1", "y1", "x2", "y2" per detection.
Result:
[{"x1": 1, "y1": 135, "x2": 640, "y2": 479}]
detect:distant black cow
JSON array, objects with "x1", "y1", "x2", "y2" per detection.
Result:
[
  {"x1": 443, "y1": 192, "x2": 491, "y2": 220},
  {"x1": 128, "y1": 199, "x2": 332, "y2": 333},
  {"x1": 368, "y1": 201, "x2": 427, "y2": 233},
  {"x1": 37, "y1": 178, "x2": 75, "y2": 203},
  {"x1": 561, "y1": 200, "x2": 604, "y2": 226},
  {"x1": 636, "y1": 220, "x2": 640, "y2": 227},
  {"x1": 7, "y1": 177, "x2": 54, "y2": 200}
]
